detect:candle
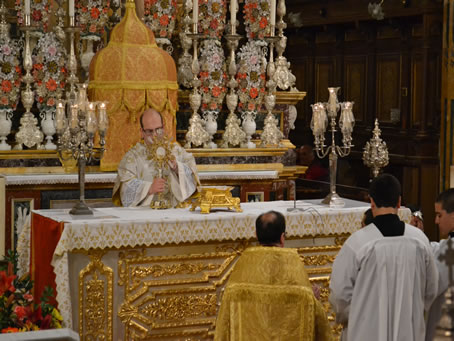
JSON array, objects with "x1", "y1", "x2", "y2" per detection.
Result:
[
  {"x1": 69, "y1": 0, "x2": 75, "y2": 17},
  {"x1": 70, "y1": 104, "x2": 79, "y2": 130},
  {"x1": 86, "y1": 103, "x2": 97, "y2": 134},
  {"x1": 24, "y1": 0, "x2": 30, "y2": 15},
  {"x1": 270, "y1": 0, "x2": 276, "y2": 33},
  {"x1": 192, "y1": 0, "x2": 198, "y2": 32},
  {"x1": 55, "y1": 102, "x2": 66, "y2": 132},
  {"x1": 230, "y1": 0, "x2": 236, "y2": 32},
  {"x1": 98, "y1": 102, "x2": 108, "y2": 132}
]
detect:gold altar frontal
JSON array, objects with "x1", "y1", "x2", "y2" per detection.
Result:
[{"x1": 20, "y1": 200, "x2": 411, "y2": 340}]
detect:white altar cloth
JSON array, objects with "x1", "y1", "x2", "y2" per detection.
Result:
[{"x1": 22, "y1": 199, "x2": 410, "y2": 329}]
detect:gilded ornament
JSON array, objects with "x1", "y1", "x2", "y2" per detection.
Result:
[{"x1": 190, "y1": 186, "x2": 242, "y2": 214}]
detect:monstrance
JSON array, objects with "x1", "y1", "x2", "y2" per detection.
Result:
[{"x1": 146, "y1": 135, "x2": 175, "y2": 209}]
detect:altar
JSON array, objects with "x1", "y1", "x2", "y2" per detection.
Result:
[{"x1": 19, "y1": 199, "x2": 411, "y2": 340}]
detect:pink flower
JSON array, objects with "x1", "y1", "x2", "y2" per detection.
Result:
[
  {"x1": 23, "y1": 293, "x2": 33, "y2": 302},
  {"x1": 14, "y1": 305, "x2": 27, "y2": 321},
  {"x1": 89, "y1": 24, "x2": 97, "y2": 33},
  {"x1": 0, "y1": 96, "x2": 8, "y2": 105},
  {"x1": 47, "y1": 46, "x2": 57, "y2": 57},
  {"x1": 2, "y1": 45, "x2": 11, "y2": 56},
  {"x1": 248, "y1": 102, "x2": 255, "y2": 111}
]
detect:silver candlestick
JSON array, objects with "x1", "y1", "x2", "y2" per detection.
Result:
[
  {"x1": 310, "y1": 87, "x2": 355, "y2": 207},
  {"x1": 15, "y1": 16, "x2": 44, "y2": 150},
  {"x1": 184, "y1": 33, "x2": 210, "y2": 148},
  {"x1": 55, "y1": 85, "x2": 108, "y2": 215},
  {"x1": 273, "y1": 0, "x2": 296, "y2": 91},
  {"x1": 363, "y1": 119, "x2": 389, "y2": 178},
  {"x1": 65, "y1": 16, "x2": 80, "y2": 101},
  {"x1": 222, "y1": 34, "x2": 246, "y2": 148},
  {"x1": 261, "y1": 36, "x2": 283, "y2": 147},
  {"x1": 177, "y1": 0, "x2": 193, "y2": 88}
]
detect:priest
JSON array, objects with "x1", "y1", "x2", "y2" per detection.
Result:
[
  {"x1": 112, "y1": 108, "x2": 198, "y2": 207},
  {"x1": 329, "y1": 174, "x2": 438, "y2": 341},
  {"x1": 214, "y1": 211, "x2": 332, "y2": 341}
]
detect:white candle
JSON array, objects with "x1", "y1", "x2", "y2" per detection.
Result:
[
  {"x1": 24, "y1": 0, "x2": 30, "y2": 15},
  {"x1": 98, "y1": 102, "x2": 108, "y2": 132},
  {"x1": 70, "y1": 104, "x2": 79, "y2": 130},
  {"x1": 230, "y1": 0, "x2": 236, "y2": 31},
  {"x1": 55, "y1": 102, "x2": 66, "y2": 132},
  {"x1": 270, "y1": 0, "x2": 276, "y2": 32},
  {"x1": 192, "y1": 0, "x2": 198, "y2": 32},
  {"x1": 69, "y1": 0, "x2": 75, "y2": 17},
  {"x1": 86, "y1": 103, "x2": 98, "y2": 134}
]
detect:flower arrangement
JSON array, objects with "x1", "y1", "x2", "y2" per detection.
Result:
[
  {"x1": 198, "y1": 0, "x2": 227, "y2": 39},
  {"x1": 0, "y1": 250, "x2": 63, "y2": 333},
  {"x1": 15, "y1": 0, "x2": 52, "y2": 32},
  {"x1": 0, "y1": 40, "x2": 22, "y2": 111},
  {"x1": 199, "y1": 39, "x2": 227, "y2": 112},
  {"x1": 32, "y1": 32, "x2": 66, "y2": 110},
  {"x1": 243, "y1": 0, "x2": 271, "y2": 40},
  {"x1": 144, "y1": 0, "x2": 177, "y2": 39},
  {"x1": 76, "y1": 0, "x2": 111, "y2": 38},
  {"x1": 236, "y1": 40, "x2": 267, "y2": 112}
]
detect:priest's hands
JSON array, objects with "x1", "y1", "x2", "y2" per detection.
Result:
[{"x1": 149, "y1": 178, "x2": 166, "y2": 194}]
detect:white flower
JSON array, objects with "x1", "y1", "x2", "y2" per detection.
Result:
[
  {"x1": 2, "y1": 45, "x2": 11, "y2": 56},
  {"x1": 48, "y1": 45, "x2": 57, "y2": 56}
]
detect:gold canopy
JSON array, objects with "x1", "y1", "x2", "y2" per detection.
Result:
[{"x1": 88, "y1": 0, "x2": 178, "y2": 171}]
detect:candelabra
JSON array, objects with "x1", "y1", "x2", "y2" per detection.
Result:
[
  {"x1": 363, "y1": 119, "x2": 389, "y2": 178},
  {"x1": 15, "y1": 15, "x2": 44, "y2": 150},
  {"x1": 261, "y1": 36, "x2": 283, "y2": 147},
  {"x1": 310, "y1": 87, "x2": 355, "y2": 207},
  {"x1": 184, "y1": 32, "x2": 210, "y2": 148},
  {"x1": 222, "y1": 33, "x2": 246, "y2": 148},
  {"x1": 55, "y1": 84, "x2": 108, "y2": 215},
  {"x1": 65, "y1": 16, "x2": 80, "y2": 101},
  {"x1": 273, "y1": 0, "x2": 296, "y2": 90}
]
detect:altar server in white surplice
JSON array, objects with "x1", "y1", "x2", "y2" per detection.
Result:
[
  {"x1": 329, "y1": 173, "x2": 438, "y2": 341},
  {"x1": 425, "y1": 188, "x2": 454, "y2": 341},
  {"x1": 113, "y1": 108, "x2": 198, "y2": 207}
]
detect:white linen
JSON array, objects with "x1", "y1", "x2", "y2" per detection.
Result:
[{"x1": 329, "y1": 223, "x2": 439, "y2": 341}]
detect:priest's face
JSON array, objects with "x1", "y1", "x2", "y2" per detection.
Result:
[
  {"x1": 141, "y1": 109, "x2": 164, "y2": 144},
  {"x1": 435, "y1": 202, "x2": 454, "y2": 237}
]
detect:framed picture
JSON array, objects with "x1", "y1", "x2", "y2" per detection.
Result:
[
  {"x1": 246, "y1": 192, "x2": 264, "y2": 203},
  {"x1": 11, "y1": 198, "x2": 34, "y2": 251}
]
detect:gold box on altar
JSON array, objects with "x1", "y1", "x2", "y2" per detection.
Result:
[{"x1": 190, "y1": 186, "x2": 242, "y2": 214}]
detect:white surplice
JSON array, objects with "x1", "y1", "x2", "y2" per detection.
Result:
[
  {"x1": 329, "y1": 223, "x2": 439, "y2": 341},
  {"x1": 112, "y1": 142, "x2": 198, "y2": 207},
  {"x1": 425, "y1": 236, "x2": 452, "y2": 341}
]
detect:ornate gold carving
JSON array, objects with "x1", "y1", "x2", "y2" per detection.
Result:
[
  {"x1": 141, "y1": 293, "x2": 217, "y2": 320},
  {"x1": 334, "y1": 235, "x2": 349, "y2": 245},
  {"x1": 79, "y1": 250, "x2": 113, "y2": 341},
  {"x1": 133, "y1": 263, "x2": 219, "y2": 278},
  {"x1": 301, "y1": 254, "x2": 336, "y2": 266},
  {"x1": 190, "y1": 186, "x2": 242, "y2": 214}
]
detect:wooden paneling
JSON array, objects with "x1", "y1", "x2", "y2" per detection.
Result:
[
  {"x1": 376, "y1": 55, "x2": 401, "y2": 122},
  {"x1": 411, "y1": 55, "x2": 424, "y2": 127},
  {"x1": 344, "y1": 56, "x2": 367, "y2": 123},
  {"x1": 315, "y1": 59, "x2": 335, "y2": 103}
]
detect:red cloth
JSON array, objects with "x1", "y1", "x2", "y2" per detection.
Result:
[
  {"x1": 304, "y1": 162, "x2": 329, "y2": 181},
  {"x1": 30, "y1": 213, "x2": 64, "y2": 307}
]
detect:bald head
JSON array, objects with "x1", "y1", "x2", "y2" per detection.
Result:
[
  {"x1": 140, "y1": 109, "x2": 164, "y2": 143},
  {"x1": 140, "y1": 108, "x2": 163, "y2": 129},
  {"x1": 256, "y1": 211, "x2": 286, "y2": 246}
]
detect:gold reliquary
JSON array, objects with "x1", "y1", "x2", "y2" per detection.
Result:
[{"x1": 190, "y1": 186, "x2": 242, "y2": 214}]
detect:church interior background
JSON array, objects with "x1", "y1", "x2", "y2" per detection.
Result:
[{"x1": 0, "y1": 0, "x2": 450, "y2": 339}]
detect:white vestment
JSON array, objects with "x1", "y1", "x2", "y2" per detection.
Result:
[
  {"x1": 329, "y1": 223, "x2": 439, "y2": 341},
  {"x1": 113, "y1": 142, "x2": 198, "y2": 207},
  {"x1": 425, "y1": 236, "x2": 452, "y2": 341}
]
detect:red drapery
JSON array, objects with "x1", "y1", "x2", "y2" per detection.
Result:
[{"x1": 30, "y1": 213, "x2": 64, "y2": 307}]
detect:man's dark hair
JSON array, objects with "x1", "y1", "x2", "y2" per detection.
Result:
[
  {"x1": 140, "y1": 109, "x2": 163, "y2": 129},
  {"x1": 436, "y1": 188, "x2": 454, "y2": 213},
  {"x1": 369, "y1": 173, "x2": 401, "y2": 208},
  {"x1": 256, "y1": 211, "x2": 286, "y2": 245}
]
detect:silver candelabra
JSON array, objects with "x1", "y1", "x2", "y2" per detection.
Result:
[
  {"x1": 15, "y1": 14, "x2": 44, "y2": 150},
  {"x1": 55, "y1": 84, "x2": 108, "y2": 215},
  {"x1": 363, "y1": 119, "x2": 389, "y2": 178},
  {"x1": 310, "y1": 87, "x2": 355, "y2": 207}
]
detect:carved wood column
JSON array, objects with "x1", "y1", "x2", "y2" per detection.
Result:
[{"x1": 441, "y1": 1, "x2": 454, "y2": 190}]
